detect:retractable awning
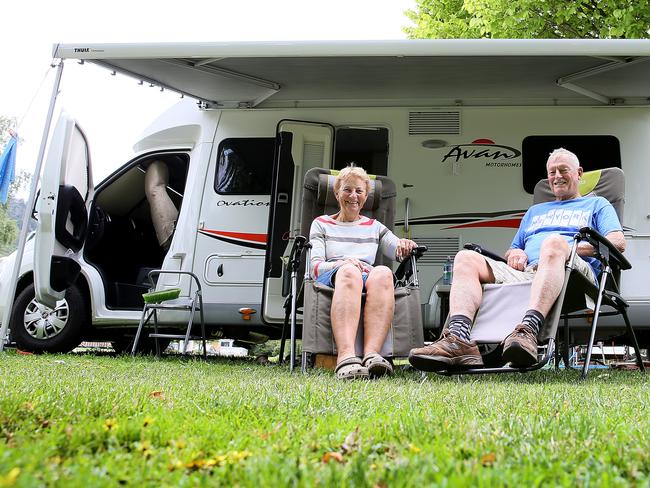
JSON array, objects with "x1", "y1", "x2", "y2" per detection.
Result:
[{"x1": 53, "y1": 39, "x2": 650, "y2": 108}]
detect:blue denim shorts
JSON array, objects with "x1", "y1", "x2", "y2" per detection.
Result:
[{"x1": 315, "y1": 267, "x2": 369, "y2": 288}]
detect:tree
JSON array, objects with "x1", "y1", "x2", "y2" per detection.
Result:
[
  {"x1": 0, "y1": 116, "x2": 33, "y2": 253},
  {"x1": 404, "y1": 0, "x2": 650, "y2": 39},
  {"x1": 0, "y1": 116, "x2": 17, "y2": 147}
]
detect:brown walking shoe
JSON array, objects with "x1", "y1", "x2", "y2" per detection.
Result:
[
  {"x1": 502, "y1": 324, "x2": 538, "y2": 367},
  {"x1": 409, "y1": 331, "x2": 483, "y2": 372}
]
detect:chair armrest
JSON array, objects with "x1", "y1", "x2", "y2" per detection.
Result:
[
  {"x1": 463, "y1": 243, "x2": 507, "y2": 263},
  {"x1": 577, "y1": 227, "x2": 631, "y2": 270},
  {"x1": 395, "y1": 246, "x2": 428, "y2": 281}
]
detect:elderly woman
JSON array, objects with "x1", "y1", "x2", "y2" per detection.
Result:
[{"x1": 309, "y1": 166, "x2": 417, "y2": 380}]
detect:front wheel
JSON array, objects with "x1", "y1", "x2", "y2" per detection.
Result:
[{"x1": 10, "y1": 282, "x2": 86, "y2": 353}]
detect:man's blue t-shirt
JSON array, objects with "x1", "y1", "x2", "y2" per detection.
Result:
[{"x1": 510, "y1": 196, "x2": 622, "y2": 277}]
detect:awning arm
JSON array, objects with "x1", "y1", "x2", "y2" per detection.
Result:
[
  {"x1": 556, "y1": 57, "x2": 650, "y2": 105},
  {"x1": 91, "y1": 60, "x2": 220, "y2": 106},
  {"x1": 163, "y1": 59, "x2": 281, "y2": 91}
]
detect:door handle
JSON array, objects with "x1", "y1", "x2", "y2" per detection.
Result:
[
  {"x1": 277, "y1": 193, "x2": 289, "y2": 203},
  {"x1": 217, "y1": 264, "x2": 223, "y2": 277}
]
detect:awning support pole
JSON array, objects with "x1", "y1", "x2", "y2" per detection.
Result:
[{"x1": 0, "y1": 60, "x2": 65, "y2": 352}]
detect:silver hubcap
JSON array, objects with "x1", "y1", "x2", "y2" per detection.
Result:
[{"x1": 23, "y1": 298, "x2": 69, "y2": 340}]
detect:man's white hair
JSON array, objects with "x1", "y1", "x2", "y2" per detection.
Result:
[{"x1": 547, "y1": 148, "x2": 580, "y2": 169}]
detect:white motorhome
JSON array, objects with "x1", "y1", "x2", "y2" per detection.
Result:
[{"x1": 1, "y1": 40, "x2": 649, "y2": 352}]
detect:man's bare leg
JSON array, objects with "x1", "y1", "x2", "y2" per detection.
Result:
[
  {"x1": 528, "y1": 235, "x2": 571, "y2": 316},
  {"x1": 503, "y1": 235, "x2": 571, "y2": 366},
  {"x1": 449, "y1": 250, "x2": 496, "y2": 318}
]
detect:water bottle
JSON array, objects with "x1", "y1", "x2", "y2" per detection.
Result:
[{"x1": 442, "y1": 255, "x2": 453, "y2": 285}]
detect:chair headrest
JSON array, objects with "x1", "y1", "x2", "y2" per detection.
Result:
[
  {"x1": 317, "y1": 173, "x2": 382, "y2": 211},
  {"x1": 533, "y1": 167, "x2": 625, "y2": 222}
]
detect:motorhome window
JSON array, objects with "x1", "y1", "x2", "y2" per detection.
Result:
[
  {"x1": 215, "y1": 138, "x2": 275, "y2": 194},
  {"x1": 334, "y1": 127, "x2": 389, "y2": 176},
  {"x1": 522, "y1": 136, "x2": 621, "y2": 194}
]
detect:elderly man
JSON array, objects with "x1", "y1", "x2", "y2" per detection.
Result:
[{"x1": 409, "y1": 148, "x2": 625, "y2": 370}]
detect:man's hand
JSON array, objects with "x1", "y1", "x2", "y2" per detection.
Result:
[
  {"x1": 505, "y1": 248, "x2": 528, "y2": 271},
  {"x1": 578, "y1": 230, "x2": 626, "y2": 256},
  {"x1": 396, "y1": 238, "x2": 418, "y2": 261}
]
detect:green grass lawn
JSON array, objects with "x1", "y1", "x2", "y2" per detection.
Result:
[{"x1": 0, "y1": 352, "x2": 648, "y2": 487}]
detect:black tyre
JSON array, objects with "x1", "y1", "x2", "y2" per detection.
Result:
[{"x1": 10, "y1": 282, "x2": 86, "y2": 353}]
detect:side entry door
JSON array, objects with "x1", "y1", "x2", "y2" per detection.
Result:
[
  {"x1": 262, "y1": 120, "x2": 334, "y2": 323},
  {"x1": 34, "y1": 113, "x2": 93, "y2": 308}
]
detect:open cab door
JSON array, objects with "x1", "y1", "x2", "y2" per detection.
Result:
[
  {"x1": 34, "y1": 113, "x2": 93, "y2": 308},
  {"x1": 262, "y1": 120, "x2": 334, "y2": 323}
]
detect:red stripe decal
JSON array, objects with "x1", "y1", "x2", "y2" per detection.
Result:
[
  {"x1": 445, "y1": 218, "x2": 522, "y2": 230},
  {"x1": 200, "y1": 229, "x2": 267, "y2": 243}
]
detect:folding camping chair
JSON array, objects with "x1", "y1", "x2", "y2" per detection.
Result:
[
  {"x1": 131, "y1": 270, "x2": 207, "y2": 358},
  {"x1": 280, "y1": 167, "x2": 426, "y2": 372},
  {"x1": 438, "y1": 167, "x2": 645, "y2": 378}
]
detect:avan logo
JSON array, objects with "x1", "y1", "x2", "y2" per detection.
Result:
[{"x1": 441, "y1": 139, "x2": 521, "y2": 167}]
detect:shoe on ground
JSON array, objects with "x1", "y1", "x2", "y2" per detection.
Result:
[
  {"x1": 335, "y1": 356, "x2": 369, "y2": 380},
  {"x1": 362, "y1": 352, "x2": 393, "y2": 379},
  {"x1": 408, "y1": 331, "x2": 483, "y2": 372},
  {"x1": 502, "y1": 324, "x2": 538, "y2": 367}
]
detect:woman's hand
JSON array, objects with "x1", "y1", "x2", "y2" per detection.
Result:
[{"x1": 396, "y1": 238, "x2": 418, "y2": 261}]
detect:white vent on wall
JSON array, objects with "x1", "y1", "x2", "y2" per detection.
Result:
[
  {"x1": 408, "y1": 111, "x2": 461, "y2": 135},
  {"x1": 413, "y1": 236, "x2": 461, "y2": 265}
]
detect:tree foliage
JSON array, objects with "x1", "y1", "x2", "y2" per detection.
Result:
[
  {"x1": 0, "y1": 115, "x2": 33, "y2": 251},
  {"x1": 0, "y1": 115, "x2": 17, "y2": 147},
  {"x1": 405, "y1": 0, "x2": 650, "y2": 39}
]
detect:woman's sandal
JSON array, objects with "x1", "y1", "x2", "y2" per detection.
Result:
[
  {"x1": 362, "y1": 352, "x2": 394, "y2": 379},
  {"x1": 335, "y1": 356, "x2": 370, "y2": 380}
]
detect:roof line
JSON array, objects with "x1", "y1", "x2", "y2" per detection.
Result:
[{"x1": 53, "y1": 39, "x2": 650, "y2": 60}]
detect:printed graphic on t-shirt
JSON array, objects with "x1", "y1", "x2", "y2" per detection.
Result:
[{"x1": 528, "y1": 209, "x2": 590, "y2": 233}]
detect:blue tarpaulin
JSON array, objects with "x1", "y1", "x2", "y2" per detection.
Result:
[{"x1": 0, "y1": 135, "x2": 17, "y2": 204}]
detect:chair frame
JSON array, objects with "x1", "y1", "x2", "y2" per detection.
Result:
[
  {"x1": 279, "y1": 235, "x2": 427, "y2": 372},
  {"x1": 131, "y1": 270, "x2": 207, "y2": 358},
  {"x1": 438, "y1": 227, "x2": 645, "y2": 378}
]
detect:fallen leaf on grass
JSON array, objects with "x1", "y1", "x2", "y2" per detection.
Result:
[
  {"x1": 16, "y1": 350, "x2": 33, "y2": 355},
  {"x1": 409, "y1": 444, "x2": 421, "y2": 454},
  {"x1": 341, "y1": 427, "x2": 360, "y2": 454},
  {"x1": 149, "y1": 391, "x2": 165, "y2": 399},
  {"x1": 0, "y1": 467, "x2": 20, "y2": 487},
  {"x1": 103, "y1": 418, "x2": 118, "y2": 432},
  {"x1": 182, "y1": 451, "x2": 251, "y2": 472},
  {"x1": 480, "y1": 453, "x2": 496, "y2": 467},
  {"x1": 321, "y1": 452, "x2": 344, "y2": 464}
]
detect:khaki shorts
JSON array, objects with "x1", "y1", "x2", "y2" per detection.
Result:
[{"x1": 482, "y1": 255, "x2": 596, "y2": 285}]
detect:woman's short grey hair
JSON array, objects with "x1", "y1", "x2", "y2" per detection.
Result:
[
  {"x1": 547, "y1": 148, "x2": 580, "y2": 169},
  {"x1": 334, "y1": 165, "x2": 371, "y2": 195}
]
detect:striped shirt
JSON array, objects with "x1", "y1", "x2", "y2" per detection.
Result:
[{"x1": 309, "y1": 215, "x2": 399, "y2": 278}]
